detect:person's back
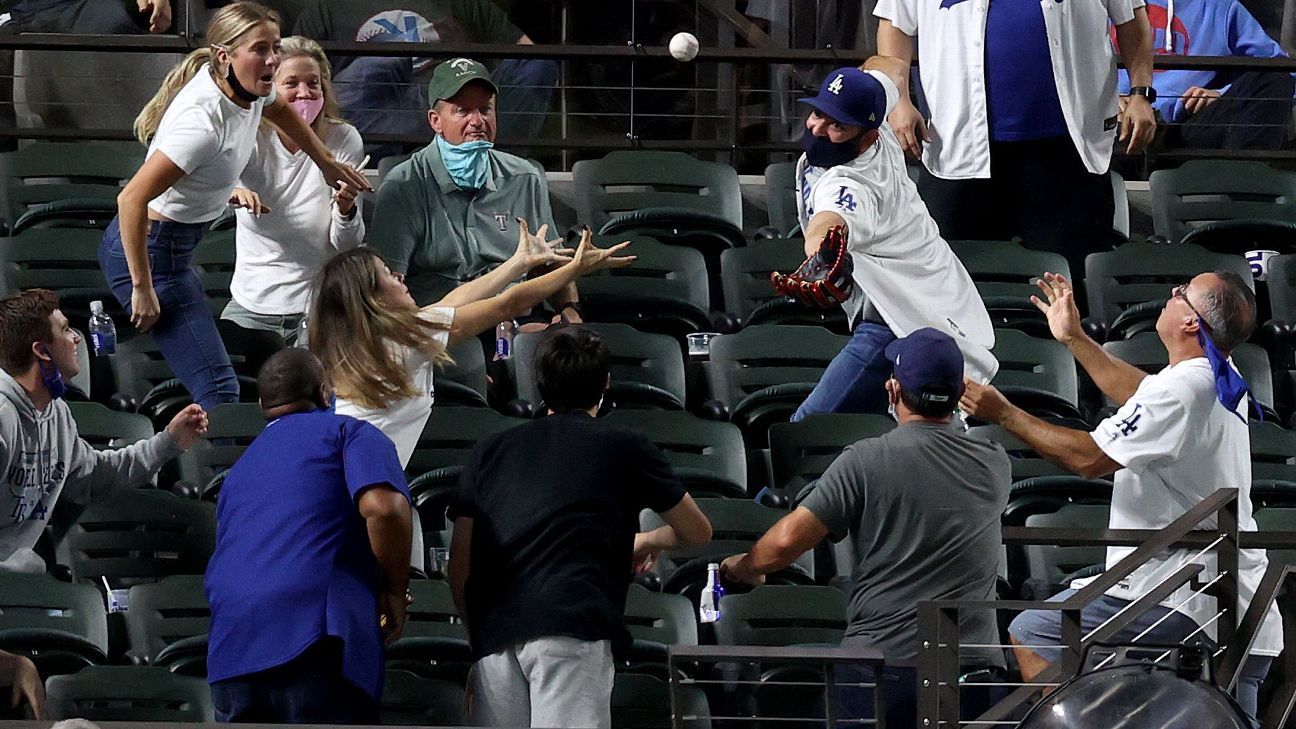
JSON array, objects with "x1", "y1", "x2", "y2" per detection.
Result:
[
  {"x1": 803, "y1": 420, "x2": 1011, "y2": 667},
  {"x1": 454, "y1": 412, "x2": 681, "y2": 656}
]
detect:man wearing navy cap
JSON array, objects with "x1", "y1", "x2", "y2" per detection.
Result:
[
  {"x1": 790, "y1": 58, "x2": 997, "y2": 422},
  {"x1": 723, "y1": 327, "x2": 1012, "y2": 728}
]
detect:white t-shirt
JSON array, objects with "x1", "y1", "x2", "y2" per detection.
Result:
[
  {"x1": 1091, "y1": 358, "x2": 1283, "y2": 656},
  {"x1": 334, "y1": 307, "x2": 454, "y2": 468},
  {"x1": 232, "y1": 122, "x2": 366, "y2": 315},
  {"x1": 796, "y1": 70, "x2": 998, "y2": 384},
  {"x1": 147, "y1": 66, "x2": 276, "y2": 224},
  {"x1": 874, "y1": 0, "x2": 1143, "y2": 178}
]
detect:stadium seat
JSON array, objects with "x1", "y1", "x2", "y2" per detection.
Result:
[
  {"x1": 1001, "y1": 475, "x2": 1113, "y2": 598},
  {"x1": 386, "y1": 579, "x2": 472, "y2": 683},
  {"x1": 176, "y1": 403, "x2": 267, "y2": 490},
  {"x1": 949, "y1": 240, "x2": 1070, "y2": 337},
  {"x1": 0, "y1": 142, "x2": 142, "y2": 229},
  {"x1": 68, "y1": 401, "x2": 153, "y2": 449},
  {"x1": 573, "y1": 151, "x2": 742, "y2": 231},
  {"x1": 764, "y1": 161, "x2": 798, "y2": 236},
  {"x1": 622, "y1": 584, "x2": 697, "y2": 677},
  {"x1": 9, "y1": 198, "x2": 119, "y2": 235},
  {"x1": 0, "y1": 228, "x2": 122, "y2": 335},
  {"x1": 715, "y1": 585, "x2": 848, "y2": 647},
  {"x1": 1084, "y1": 241, "x2": 1252, "y2": 337},
  {"x1": 603, "y1": 410, "x2": 747, "y2": 498},
  {"x1": 990, "y1": 329, "x2": 1080, "y2": 407},
  {"x1": 408, "y1": 465, "x2": 461, "y2": 536},
  {"x1": 705, "y1": 325, "x2": 847, "y2": 443},
  {"x1": 719, "y1": 238, "x2": 813, "y2": 324},
  {"x1": 439, "y1": 338, "x2": 490, "y2": 408},
  {"x1": 0, "y1": 572, "x2": 108, "y2": 676},
  {"x1": 1269, "y1": 254, "x2": 1296, "y2": 325},
  {"x1": 612, "y1": 672, "x2": 711, "y2": 729},
  {"x1": 514, "y1": 323, "x2": 687, "y2": 411},
  {"x1": 109, "y1": 335, "x2": 179, "y2": 403},
  {"x1": 577, "y1": 235, "x2": 712, "y2": 341},
  {"x1": 45, "y1": 665, "x2": 213, "y2": 722},
  {"x1": 640, "y1": 498, "x2": 812, "y2": 586},
  {"x1": 124, "y1": 575, "x2": 210, "y2": 675},
  {"x1": 193, "y1": 227, "x2": 237, "y2": 315},
  {"x1": 381, "y1": 669, "x2": 466, "y2": 726},
  {"x1": 1149, "y1": 160, "x2": 1296, "y2": 244},
  {"x1": 1251, "y1": 480, "x2": 1296, "y2": 567},
  {"x1": 968, "y1": 423, "x2": 1074, "y2": 482},
  {"x1": 767, "y1": 413, "x2": 894, "y2": 497},
  {"x1": 1022, "y1": 503, "x2": 1112, "y2": 600},
  {"x1": 1249, "y1": 422, "x2": 1296, "y2": 481},
  {"x1": 1102, "y1": 334, "x2": 1275, "y2": 418},
  {"x1": 54, "y1": 488, "x2": 216, "y2": 588},
  {"x1": 404, "y1": 406, "x2": 527, "y2": 477}
]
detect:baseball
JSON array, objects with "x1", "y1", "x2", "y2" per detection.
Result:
[{"x1": 669, "y1": 32, "x2": 699, "y2": 62}]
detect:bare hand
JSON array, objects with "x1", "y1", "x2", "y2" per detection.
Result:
[
  {"x1": 1181, "y1": 86, "x2": 1221, "y2": 116},
  {"x1": 165, "y1": 404, "x2": 209, "y2": 450},
  {"x1": 514, "y1": 218, "x2": 571, "y2": 273},
  {"x1": 631, "y1": 532, "x2": 660, "y2": 574},
  {"x1": 958, "y1": 378, "x2": 1013, "y2": 424},
  {"x1": 378, "y1": 591, "x2": 408, "y2": 645},
  {"x1": 570, "y1": 226, "x2": 635, "y2": 275},
  {"x1": 552, "y1": 303, "x2": 583, "y2": 325},
  {"x1": 331, "y1": 181, "x2": 358, "y2": 216},
  {"x1": 130, "y1": 285, "x2": 161, "y2": 332},
  {"x1": 719, "y1": 553, "x2": 764, "y2": 586},
  {"x1": 137, "y1": 0, "x2": 172, "y2": 33},
  {"x1": 888, "y1": 99, "x2": 930, "y2": 159},
  {"x1": 229, "y1": 188, "x2": 270, "y2": 218},
  {"x1": 1119, "y1": 95, "x2": 1156, "y2": 154},
  {"x1": 1031, "y1": 272, "x2": 1084, "y2": 346},
  {"x1": 321, "y1": 158, "x2": 372, "y2": 193},
  {"x1": 4, "y1": 653, "x2": 44, "y2": 720}
]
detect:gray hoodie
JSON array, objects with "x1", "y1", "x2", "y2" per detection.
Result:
[{"x1": 0, "y1": 369, "x2": 181, "y2": 573}]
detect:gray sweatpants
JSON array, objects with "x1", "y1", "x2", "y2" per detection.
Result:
[{"x1": 468, "y1": 636, "x2": 614, "y2": 728}]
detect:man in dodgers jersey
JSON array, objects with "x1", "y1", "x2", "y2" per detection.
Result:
[
  {"x1": 961, "y1": 270, "x2": 1280, "y2": 718},
  {"x1": 792, "y1": 59, "x2": 996, "y2": 421}
]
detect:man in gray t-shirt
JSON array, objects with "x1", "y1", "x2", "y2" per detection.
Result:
[{"x1": 722, "y1": 327, "x2": 1011, "y2": 728}]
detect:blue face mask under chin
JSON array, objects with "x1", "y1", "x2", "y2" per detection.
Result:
[
  {"x1": 436, "y1": 135, "x2": 494, "y2": 190},
  {"x1": 1196, "y1": 324, "x2": 1260, "y2": 422},
  {"x1": 803, "y1": 127, "x2": 864, "y2": 169},
  {"x1": 39, "y1": 351, "x2": 66, "y2": 401}
]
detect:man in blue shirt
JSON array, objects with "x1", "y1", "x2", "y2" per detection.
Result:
[
  {"x1": 205, "y1": 348, "x2": 412, "y2": 724},
  {"x1": 1114, "y1": 0, "x2": 1295, "y2": 150}
]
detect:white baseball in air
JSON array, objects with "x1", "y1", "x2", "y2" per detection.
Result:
[{"x1": 669, "y1": 32, "x2": 699, "y2": 62}]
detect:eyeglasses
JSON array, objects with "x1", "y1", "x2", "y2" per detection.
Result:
[{"x1": 1172, "y1": 284, "x2": 1216, "y2": 338}]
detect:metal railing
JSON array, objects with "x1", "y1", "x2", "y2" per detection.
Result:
[{"x1": 915, "y1": 487, "x2": 1296, "y2": 728}]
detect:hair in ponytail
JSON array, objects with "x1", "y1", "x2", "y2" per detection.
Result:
[{"x1": 133, "y1": 2, "x2": 281, "y2": 145}]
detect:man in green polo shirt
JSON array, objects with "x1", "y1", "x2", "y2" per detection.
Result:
[{"x1": 369, "y1": 58, "x2": 579, "y2": 317}]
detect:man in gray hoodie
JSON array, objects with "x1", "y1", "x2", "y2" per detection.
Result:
[{"x1": 0, "y1": 289, "x2": 209, "y2": 574}]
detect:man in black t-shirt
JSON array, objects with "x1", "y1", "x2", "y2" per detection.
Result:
[{"x1": 448, "y1": 325, "x2": 711, "y2": 729}]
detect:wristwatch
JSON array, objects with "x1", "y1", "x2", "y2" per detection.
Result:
[{"x1": 1127, "y1": 86, "x2": 1158, "y2": 103}]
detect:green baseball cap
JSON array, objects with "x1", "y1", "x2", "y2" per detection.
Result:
[{"x1": 427, "y1": 57, "x2": 498, "y2": 105}]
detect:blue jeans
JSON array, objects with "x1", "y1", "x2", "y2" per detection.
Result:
[
  {"x1": 99, "y1": 216, "x2": 239, "y2": 410},
  {"x1": 1011, "y1": 588, "x2": 1272, "y2": 720},
  {"x1": 210, "y1": 639, "x2": 379, "y2": 724},
  {"x1": 792, "y1": 321, "x2": 896, "y2": 422}
]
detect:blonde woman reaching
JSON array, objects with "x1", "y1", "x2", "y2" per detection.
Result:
[
  {"x1": 311, "y1": 225, "x2": 631, "y2": 467},
  {"x1": 222, "y1": 36, "x2": 366, "y2": 344},
  {"x1": 98, "y1": 2, "x2": 370, "y2": 409}
]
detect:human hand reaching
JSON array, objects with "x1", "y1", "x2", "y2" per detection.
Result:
[{"x1": 570, "y1": 226, "x2": 635, "y2": 275}]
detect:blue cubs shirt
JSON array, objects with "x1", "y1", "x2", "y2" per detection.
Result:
[
  {"x1": 984, "y1": 0, "x2": 1070, "y2": 141},
  {"x1": 205, "y1": 409, "x2": 409, "y2": 700}
]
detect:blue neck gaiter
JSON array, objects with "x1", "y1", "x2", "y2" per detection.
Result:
[
  {"x1": 436, "y1": 135, "x2": 493, "y2": 190},
  {"x1": 39, "y1": 358, "x2": 66, "y2": 400},
  {"x1": 1197, "y1": 324, "x2": 1258, "y2": 422}
]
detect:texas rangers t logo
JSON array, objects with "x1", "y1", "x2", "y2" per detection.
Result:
[{"x1": 493, "y1": 213, "x2": 508, "y2": 231}]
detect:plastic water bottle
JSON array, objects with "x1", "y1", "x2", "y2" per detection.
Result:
[
  {"x1": 494, "y1": 320, "x2": 515, "y2": 361},
  {"x1": 88, "y1": 301, "x2": 116, "y2": 356},
  {"x1": 699, "y1": 562, "x2": 724, "y2": 623},
  {"x1": 295, "y1": 314, "x2": 310, "y2": 348}
]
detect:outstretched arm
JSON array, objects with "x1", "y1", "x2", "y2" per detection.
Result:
[
  {"x1": 720, "y1": 507, "x2": 828, "y2": 586},
  {"x1": 1032, "y1": 272, "x2": 1146, "y2": 406},
  {"x1": 432, "y1": 220, "x2": 569, "y2": 310}
]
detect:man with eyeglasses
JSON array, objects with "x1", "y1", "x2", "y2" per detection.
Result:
[{"x1": 960, "y1": 270, "x2": 1280, "y2": 719}]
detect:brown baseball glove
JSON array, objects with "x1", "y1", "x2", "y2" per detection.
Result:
[{"x1": 770, "y1": 225, "x2": 854, "y2": 308}]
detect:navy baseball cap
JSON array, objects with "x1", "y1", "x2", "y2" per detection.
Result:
[
  {"x1": 883, "y1": 328, "x2": 965, "y2": 404},
  {"x1": 798, "y1": 67, "x2": 886, "y2": 130}
]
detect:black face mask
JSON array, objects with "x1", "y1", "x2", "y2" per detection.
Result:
[
  {"x1": 224, "y1": 59, "x2": 260, "y2": 103},
  {"x1": 803, "y1": 127, "x2": 864, "y2": 168}
]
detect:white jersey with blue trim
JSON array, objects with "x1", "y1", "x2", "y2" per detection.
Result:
[{"x1": 795, "y1": 71, "x2": 998, "y2": 383}]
